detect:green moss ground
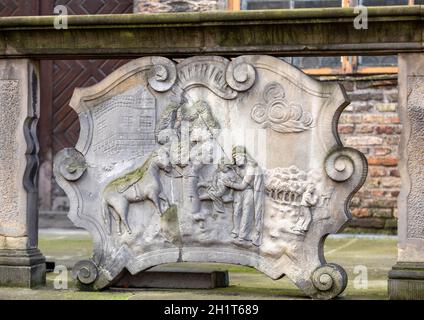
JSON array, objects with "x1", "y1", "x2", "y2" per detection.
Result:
[{"x1": 0, "y1": 233, "x2": 396, "y2": 300}]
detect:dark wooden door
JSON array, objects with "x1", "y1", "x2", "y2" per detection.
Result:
[
  {"x1": 51, "y1": 59, "x2": 130, "y2": 153},
  {"x1": 48, "y1": 1, "x2": 133, "y2": 210},
  {"x1": 0, "y1": 0, "x2": 133, "y2": 210},
  {"x1": 46, "y1": 0, "x2": 133, "y2": 153},
  {"x1": 0, "y1": 0, "x2": 40, "y2": 15}
]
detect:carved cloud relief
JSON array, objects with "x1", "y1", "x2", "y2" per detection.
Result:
[{"x1": 251, "y1": 82, "x2": 313, "y2": 133}]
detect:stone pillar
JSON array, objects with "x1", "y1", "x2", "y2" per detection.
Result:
[
  {"x1": 388, "y1": 53, "x2": 424, "y2": 299},
  {"x1": 0, "y1": 59, "x2": 45, "y2": 287}
]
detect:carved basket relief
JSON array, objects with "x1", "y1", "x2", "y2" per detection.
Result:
[{"x1": 54, "y1": 56, "x2": 367, "y2": 299}]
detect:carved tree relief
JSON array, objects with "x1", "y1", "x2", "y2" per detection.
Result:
[{"x1": 54, "y1": 56, "x2": 367, "y2": 299}]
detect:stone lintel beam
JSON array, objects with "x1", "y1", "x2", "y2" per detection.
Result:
[
  {"x1": 0, "y1": 59, "x2": 45, "y2": 288},
  {"x1": 0, "y1": 6, "x2": 423, "y2": 59}
]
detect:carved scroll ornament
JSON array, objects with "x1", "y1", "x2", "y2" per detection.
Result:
[{"x1": 54, "y1": 55, "x2": 366, "y2": 299}]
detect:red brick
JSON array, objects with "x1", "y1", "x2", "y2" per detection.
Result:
[
  {"x1": 349, "y1": 92, "x2": 383, "y2": 101},
  {"x1": 385, "y1": 218, "x2": 397, "y2": 229},
  {"x1": 390, "y1": 169, "x2": 400, "y2": 177},
  {"x1": 362, "y1": 114, "x2": 401, "y2": 124},
  {"x1": 369, "y1": 167, "x2": 387, "y2": 177},
  {"x1": 345, "y1": 136, "x2": 383, "y2": 146},
  {"x1": 383, "y1": 115, "x2": 401, "y2": 124},
  {"x1": 370, "y1": 208, "x2": 393, "y2": 218},
  {"x1": 386, "y1": 92, "x2": 399, "y2": 103},
  {"x1": 375, "y1": 103, "x2": 397, "y2": 112},
  {"x1": 355, "y1": 81, "x2": 374, "y2": 90},
  {"x1": 349, "y1": 196, "x2": 361, "y2": 207},
  {"x1": 348, "y1": 217, "x2": 385, "y2": 229},
  {"x1": 381, "y1": 177, "x2": 401, "y2": 188},
  {"x1": 374, "y1": 147, "x2": 392, "y2": 156},
  {"x1": 375, "y1": 125, "x2": 401, "y2": 135},
  {"x1": 357, "y1": 125, "x2": 374, "y2": 134},
  {"x1": 351, "y1": 208, "x2": 370, "y2": 218},
  {"x1": 385, "y1": 136, "x2": 401, "y2": 145},
  {"x1": 364, "y1": 199, "x2": 397, "y2": 208},
  {"x1": 367, "y1": 156, "x2": 398, "y2": 166},
  {"x1": 357, "y1": 147, "x2": 370, "y2": 155},
  {"x1": 393, "y1": 208, "x2": 398, "y2": 218},
  {"x1": 367, "y1": 178, "x2": 381, "y2": 188},
  {"x1": 370, "y1": 189, "x2": 385, "y2": 197},
  {"x1": 354, "y1": 190, "x2": 370, "y2": 199},
  {"x1": 338, "y1": 124, "x2": 355, "y2": 134},
  {"x1": 352, "y1": 103, "x2": 373, "y2": 112},
  {"x1": 363, "y1": 114, "x2": 384, "y2": 123},
  {"x1": 339, "y1": 114, "x2": 363, "y2": 124}
]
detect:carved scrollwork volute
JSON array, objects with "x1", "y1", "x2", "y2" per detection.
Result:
[
  {"x1": 311, "y1": 263, "x2": 348, "y2": 300},
  {"x1": 325, "y1": 147, "x2": 366, "y2": 183},
  {"x1": 225, "y1": 57, "x2": 256, "y2": 92},
  {"x1": 72, "y1": 260, "x2": 99, "y2": 285},
  {"x1": 148, "y1": 57, "x2": 177, "y2": 92},
  {"x1": 55, "y1": 148, "x2": 87, "y2": 181}
]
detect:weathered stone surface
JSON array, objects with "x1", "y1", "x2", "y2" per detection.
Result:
[
  {"x1": 397, "y1": 54, "x2": 424, "y2": 260},
  {"x1": 389, "y1": 262, "x2": 424, "y2": 300},
  {"x1": 0, "y1": 60, "x2": 39, "y2": 249},
  {"x1": 0, "y1": 7, "x2": 422, "y2": 58},
  {"x1": 134, "y1": 0, "x2": 227, "y2": 13},
  {"x1": 54, "y1": 55, "x2": 366, "y2": 299},
  {"x1": 0, "y1": 59, "x2": 45, "y2": 288},
  {"x1": 0, "y1": 248, "x2": 45, "y2": 288},
  {"x1": 388, "y1": 53, "x2": 424, "y2": 300}
]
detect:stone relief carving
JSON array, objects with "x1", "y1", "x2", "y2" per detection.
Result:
[
  {"x1": 102, "y1": 149, "x2": 172, "y2": 235},
  {"x1": 54, "y1": 55, "x2": 367, "y2": 299},
  {"x1": 405, "y1": 76, "x2": 424, "y2": 240},
  {"x1": 251, "y1": 82, "x2": 313, "y2": 133},
  {"x1": 0, "y1": 80, "x2": 20, "y2": 231},
  {"x1": 92, "y1": 85, "x2": 156, "y2": 162},
  {"x1": 265, "y1": 166, "x2": 322, "y2": 236}
]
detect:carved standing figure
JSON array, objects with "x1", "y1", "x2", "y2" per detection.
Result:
[
  {"x1": 102, "y1": 150, "x2": 172, "y2": 235},
  {"x1": 224, "y1": 146, "x2": 264, "y2": 246},
  {"x1": 292, "y1": 183, "x2": 318, "y2": 234}
]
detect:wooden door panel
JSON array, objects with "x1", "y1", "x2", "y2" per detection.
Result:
[
  {"x1": 0, "y1": 0, "x2": 39, "y2": 16},
  {"x1": 1, "y1": 0, "x2": 133, "y2": 210},
  {"x1": 52, "y1": 59, "x2": 129, "y2": 152}
]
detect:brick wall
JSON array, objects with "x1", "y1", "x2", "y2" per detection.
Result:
[{"x1": 332, "y1": 75, "x2": 400, "y2": 234}]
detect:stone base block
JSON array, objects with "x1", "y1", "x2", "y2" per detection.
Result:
[
  {"x1": 112, "y1": 267, "x2": 229, "y2": 289},
  {"x1": 388, "y1": 262, "x2": 424, "y2": 300},
  {"x1": 0, "y1": 248, "x2": 46, "y2": 288}
]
